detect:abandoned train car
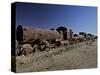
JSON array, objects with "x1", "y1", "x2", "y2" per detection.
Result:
[{"x1": 16, "y1": 25, "x2": 74, "y2": 44}]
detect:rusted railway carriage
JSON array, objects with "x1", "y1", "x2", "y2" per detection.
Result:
[
  {"x1": 16, "y1": 25, "x2": 73, "y2": 44},
  {"x1": 16, "y1": 25, "x2": 74, "y2": 56}
]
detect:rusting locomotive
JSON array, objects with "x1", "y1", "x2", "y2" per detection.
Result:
[
  {"x1": 16, "y1": 25, "x2": 73, "y2": 43},
  {"x1": 16, "y1": 25, "x2": 73, "y2": 56}
]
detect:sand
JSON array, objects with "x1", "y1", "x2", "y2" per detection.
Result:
[{"x1": 16, "y1": 40, "x2": 97, "y2": 73}]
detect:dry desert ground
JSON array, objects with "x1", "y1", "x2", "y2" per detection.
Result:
[{"x1": 15, "y1": 40, "x2": 97, "y2": 73}]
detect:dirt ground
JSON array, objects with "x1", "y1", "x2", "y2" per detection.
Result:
[{"x1": 16, "y1": 40, "x2": 97, "y2": 73}]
